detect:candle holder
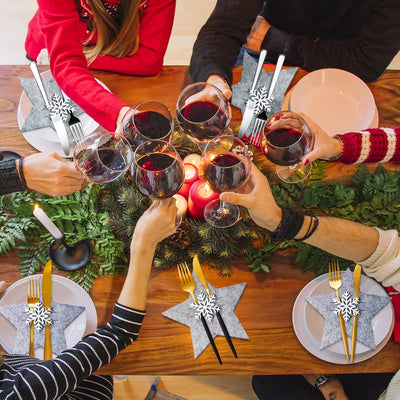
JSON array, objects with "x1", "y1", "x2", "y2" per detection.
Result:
[{"x1": 49, "y1": 236, "x2": 92, "y2": 271}]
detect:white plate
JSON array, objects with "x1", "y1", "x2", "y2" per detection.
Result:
[
  {"x1": 17, "y1": 70, "x2": 110, "y2": 157},
  {"x1": 288, "y1": 69, "x2": 377, "y2": 136},
  {"x1": 292, "y1": 273, "x2": 394, "y2": 364},
  {"x1": 0, "y1": 275, "x2": 97, "y2": 359}
]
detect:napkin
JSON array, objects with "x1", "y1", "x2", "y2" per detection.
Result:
[
  {"x1": 385, "y1": 286, "x2": 400, "y2": 343},
  {"x1": 18, "y1": 76, "x2": 85, "y2": 138},
  {"x1": 162, "y1": 272, "x2": 248, "y2": 359},
  {"x1": 0, "y1": 281, "x2": 85, "y2": 356},
  {"x1": 306, "y1": 269, "x2": 391, "y2": 350},
  {"x1": 231, "y1": 52, "x2": 297, "y2": 136}
]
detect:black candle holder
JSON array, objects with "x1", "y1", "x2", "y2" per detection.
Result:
[{"x1": 49, "y1": 235, "x2": 92, "y2": 271}]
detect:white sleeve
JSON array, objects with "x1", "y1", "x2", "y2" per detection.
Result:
[{"x1": 357, "y1": 228, "x2": 400, "y2": 291}]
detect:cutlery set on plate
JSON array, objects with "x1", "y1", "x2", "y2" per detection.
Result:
[
  {"x1": 238, "y1": 51, "x2": 285, "y2": 147},
  {"x1": 26, "y1": 260, "x2": 53, "y2": 360},
  {"x1": 328, "y1": 262, "x2": 362, "y2": 362},
  {"x1": 29, "y1": 61, "x2": 84, "y2": 157},
  {"x1": 177, "y1": 255, "x2": 237, "y2": 364}
]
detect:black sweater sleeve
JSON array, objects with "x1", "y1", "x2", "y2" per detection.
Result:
[
  {"x1": 189, "y1": 0, "x2": 264, "y2": 85},
  {"x1": 262, "y1": 0, "x2": 400, "y2": 82},
  {"x1": 0, "y1": 159, "x2": 26, "y2": 196}
]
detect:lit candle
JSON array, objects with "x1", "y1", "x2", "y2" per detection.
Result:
[
  {"x1": 173, "y1": 194, "x2": 188, "y2": 218},
  {"x1": 183, "y1": 153, "x2": 202, "y2": 169},
  {"x1": 188, "y1": 180, "x2": 219, "y2": 220},
  {"x1": 177, "y1": 163, "x2": 199, "y2": 199},
  {"x1": 33, "y1": 204, "x2": 64, "y2": 241}
]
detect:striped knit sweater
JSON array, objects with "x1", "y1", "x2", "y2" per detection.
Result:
[
  {"x1": 338, "y1": 127, "x2": 400, "y2": 164},
  {"x1": 0, "y1": 303, "x2": 145, "y2": 399}
]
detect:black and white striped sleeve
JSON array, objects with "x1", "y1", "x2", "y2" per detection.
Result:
[{"x1": 5, "y1": 303, "x2": 145, "y2": 400}]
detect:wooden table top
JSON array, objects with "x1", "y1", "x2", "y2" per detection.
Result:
[{"x1": 1, "y1": 65, "x2": 400, "y2": 375}]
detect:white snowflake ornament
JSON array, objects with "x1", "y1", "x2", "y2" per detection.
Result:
[
  {"x1": 190, "y1": 292, "x2": 221, "y2": 321},
  {"x1": 249, "y1": 86, "x2": 274, "y2": 116},
  {"x1": 333, "y1": 291, "x2": 359, "y2": 321},
  {"x1": 50, "y1": 94, "x2": 74, "y2": 122},
  {"x1": 25, "y1": 301, "x2": 52, "y2": 332}
]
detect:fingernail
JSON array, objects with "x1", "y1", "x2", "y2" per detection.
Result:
[{"x1": 303, "y1": 159, "x2": 309, "y2": 166}]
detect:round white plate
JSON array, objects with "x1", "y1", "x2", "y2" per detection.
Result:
[
  {"x1": 292, "y1": 273, "x2": 394, "y2": 364},
  {"x1": 0, "y1": 274, "x2": 97, "y2": 359},
  {"x1": 17, "y1": 70, "x2": 110, "y2": 157},
  {"x1": 288, "y1": 69, "x2": 377, "y2": 136}
]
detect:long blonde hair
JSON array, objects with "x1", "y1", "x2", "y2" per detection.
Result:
[{"x1": 85, "y1": 0, "x2": 141, "y2": 62}]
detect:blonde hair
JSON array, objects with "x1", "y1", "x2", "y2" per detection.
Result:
[
  {"x1": 85, "y1": 0, "x2": 141, "y2": 62},
  {"x1": 0, "y1": 354, "x2": 4, "y2": 367}
]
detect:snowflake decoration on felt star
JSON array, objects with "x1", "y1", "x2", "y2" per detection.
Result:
[
  {"x1": 25, "y1": 301, "x2": 52, "y2": 332},
  {"x1": 190, "y1": 292, "x2": 221, "y2": 322},
  {"x1": 249, "y1": 86, "x2": 274, "y2": 116},
  {"x1": 50, "y1": 94, "x2": 74, "y2": 122},
  {"x1": 333, "y1": 291, "x2": 359, "y2": 321}
]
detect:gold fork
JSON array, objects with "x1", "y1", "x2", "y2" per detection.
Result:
[
  {"x1": 328, "y1": 262, "x2": 350, "y2": 362},
  {"x1": 177, "y1": 262, "x2": 222, "y2": 364},
  {"x1": 27, "y1": 277, "x2": 40, "y2": 357}
]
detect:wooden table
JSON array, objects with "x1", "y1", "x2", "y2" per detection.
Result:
[{"x1": 1, "y1": 65, "x2": 400, "y2": 375}]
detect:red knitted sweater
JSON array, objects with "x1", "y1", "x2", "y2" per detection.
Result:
[
  {"x1": 338, "y1": 127, "x2": 400, "y2": 164},
  {"x1": 25, "y1": 0, "x2": 176, "y2": 131}
]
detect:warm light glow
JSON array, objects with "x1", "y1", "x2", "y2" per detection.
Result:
[
  {"x1": 184, "y1": 164, "x2": 197, "y2": 180},
  {"x1": 34, "y1": 204, "x2": 39, "y2": 210},
  {"x1": 183, "y1": 153, "x2": 202, "y2": 167},
  {"x1": 173, "y1": 194, "x2": 188, "y2": 217},
  {"x1": 198, "y1": 182, "x2": 214, "y2": 198}
]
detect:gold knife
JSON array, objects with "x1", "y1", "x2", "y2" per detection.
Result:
[
  {"x1": 350, "y1": 264, "x2": 362, "y2": 362},
  {"x1": 192, "y1": 255, "x2": 238, "y2": 358},
  {"x1": 43, "y1": 260, "x2": 53, "y2": 360}
]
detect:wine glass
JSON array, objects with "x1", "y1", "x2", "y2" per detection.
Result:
[
  {"x1": 261, "y1": 111, "x2": 314, "y2": 183},
  {"x1": 121, "y1": 101, "x2": 174, "y2": 149},
  {"x1": 73, "y1": 131, "x2": 132, "y2": 183},
  {"x1": 202, "y1": 135, "x2": 251, "y2": 228},
  {"x1": 176, "y1": 82, "x2": 231, "y2": 151},
  {"x1": 133, "y1": 139, "x2": 185, "y2": 225}
]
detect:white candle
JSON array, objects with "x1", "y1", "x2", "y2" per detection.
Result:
[
  {"x1": 183, "y1": 153, "x2": 202, "y2": 169},
  {"x1": 33, "y1": 204, "x2": 64, "y2": 241},
  {"x1": 173, "y1": 194, "x2": 188, "y2": 218}
]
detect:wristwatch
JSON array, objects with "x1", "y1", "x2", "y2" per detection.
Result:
[{"x1": 314, "y1": 375, "x2": 329, "y2": 390}]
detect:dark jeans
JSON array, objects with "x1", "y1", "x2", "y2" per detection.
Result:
[{"x1": 252, "y1": 373, "x2": 394, "y2": 400}]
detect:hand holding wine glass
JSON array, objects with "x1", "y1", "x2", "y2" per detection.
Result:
[
  {"x1": 133, "y1": 139, "x2": 185, "y2": 226},
  {"x1": 202, "y1": 135, "x2": 251, "y2": 228},
  {"x1": 119, "y1": 101, "x2": 174, "y2": 150},
  {"x1": 176, "y1": 82, "x2": 231, "y2": 151},
  {"x1": 261, "y1": 111, "x2": 314, "y2": 183},
  {"x1": 73, "y1": 132, "x2": 132, "y2": 183}
]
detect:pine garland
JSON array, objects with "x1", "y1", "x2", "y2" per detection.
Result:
[{"x1": 2, "y1": 133, "x2": 400, "y2": 289}]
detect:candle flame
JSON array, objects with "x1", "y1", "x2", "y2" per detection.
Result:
[
  {"x1": 34, "y1": 204, "x2": 40, "y2": 210},
  {"x1": 204, "y1": 183, "x2": 211, "y2": 192}
]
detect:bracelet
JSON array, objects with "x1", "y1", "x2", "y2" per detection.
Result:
[
  {"x1": 294, "y1": 213, "x2": 319, "y2": 241},
  {"x1": 268, "y1": 207, "x2": 305, "y2": 241},
  {"x1": 329, "y1": 135, "x2": 344, "y2": 161},
  {"x1": 16, "y1": 157, "x2": 27, "y2": 189}
]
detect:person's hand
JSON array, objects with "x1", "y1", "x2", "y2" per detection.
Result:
[
  {"x1": 0, "y1": 281, "x2": 6, "y2": 297},
  {"x1": 245, "y1": 15, "x2": 271, "y2": 52},
  {"x1": 132, "y1": 198, "x2": 177, "y2": 250},
  {"x1": 220, "y1": 163, "x2": 281, "y2": 231},
  {"x1": 115, "y1": 106, "x2": 132, "y2": 134},
  {"x1": 206, "y1": 75, "x2": 232, "y2": 101},
  {"x1": 22, "y1": 152, "x2": 85, "y2": 196},
  {"x1": 303, "y1": 375, "x2": 349, "y2": 400},
  {"x1": 300, "y1": 114, "x2": 343, "y2": 164}
]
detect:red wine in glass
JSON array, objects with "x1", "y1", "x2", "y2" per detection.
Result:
[
  {"x1": 177, "y1": 100, "x2": 228, "y2": 142},
  {"x1": 264, "y1": 127, "x2": 310, "y2": 166},
  {"x1": 261, "y1": 111, "x2": 314, "y2": 183},
  {"x1": 75, "y1": 148, "x2": 127, "y2": 183},
  {"x1": 135, "y1": 152, "x2": 184, "y2": 198},
  {"x1": 204, "y1": 153, "x2": 249, "y2": 193},
  {"x1": 124, "y1": 110, "x2": 172, "y2": 147}
]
